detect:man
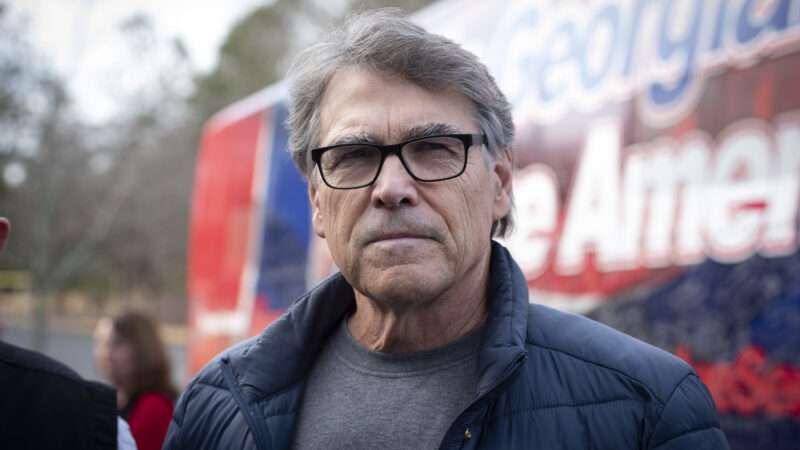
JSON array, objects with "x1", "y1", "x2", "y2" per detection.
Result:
[
  {"x1": 165, "y1": 10, "x2": 728, "y2": 450},
  {"x1": 0, "y1": 217, "x2": 137, "y2": 450}
]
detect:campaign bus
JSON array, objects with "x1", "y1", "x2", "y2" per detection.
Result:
[{"x1": 186, "y1": 1, "x2": 800, "y2": 447}]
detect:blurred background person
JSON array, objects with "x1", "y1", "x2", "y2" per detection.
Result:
[{"x1": 94, "y1": 310, "x2": 176, "y2": 450}]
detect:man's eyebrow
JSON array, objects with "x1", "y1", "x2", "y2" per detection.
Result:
[
  {"x1": 327, "y1": 131, "x2": 373, "y2": 146},
  {"x1": 402, "y1": 123, "x2": 461, "y2": 141},
  {"x1": 326, "y1": 123, "x2": 461, "y2": 147}
]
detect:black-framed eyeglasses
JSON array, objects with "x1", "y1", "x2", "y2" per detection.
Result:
[{"x1": 310, "y1": 133, "x2": 487, "y2": 189}]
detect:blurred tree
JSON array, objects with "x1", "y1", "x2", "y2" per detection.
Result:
[
  {"x1": 0, "y1": 6, "x2": 83, "y2": 348},
  {"x1": 0, "y1": 7, "x2": 195, "y2": 349},
  {"x1": 73, "y1": 13, "x2": 197, "y2": 319}
]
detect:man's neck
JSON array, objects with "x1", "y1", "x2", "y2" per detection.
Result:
[{"x1": 346, "y1": 271, "x2": 490, "y2": 353}]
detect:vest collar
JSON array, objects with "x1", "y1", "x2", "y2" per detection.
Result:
[{"x1": 232, "y1": 241, "x2": 529, "y2": 398}]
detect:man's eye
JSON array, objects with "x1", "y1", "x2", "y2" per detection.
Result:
[
  {"x1": 326, "y1": 146, "x2": 375, "y2": 169},
  {"x1": 415, "y1": 140, "x2": 449, "y2": 151},
  {"x1": 339, "y1": 147, "x2": 372, "y2": 160},
  {"x1": 408, "y1": 138, "x2": 459, "y2": 155}
]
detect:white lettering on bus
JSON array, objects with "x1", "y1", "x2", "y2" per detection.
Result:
[{"x1": 508, "y1": 111, "x2": 800, "y2": 277}]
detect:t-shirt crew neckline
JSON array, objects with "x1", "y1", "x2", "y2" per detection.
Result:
[{"x1": 332, "y1": 320, "x2": 483, "y2": 378}]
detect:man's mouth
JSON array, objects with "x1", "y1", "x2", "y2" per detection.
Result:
[{"x1": 370, "y1": 233, "x2": 430, "y2": 243}]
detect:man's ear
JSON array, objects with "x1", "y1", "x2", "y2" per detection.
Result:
[
  {"x1": 308, "y1": 181, "x2": 326, "y2": 239},
  {"x1": 491, "y1": 149, "x2": 513, "y2": 222}
]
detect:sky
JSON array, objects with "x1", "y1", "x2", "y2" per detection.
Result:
[{"x1": 6, "y1": 0, "x2": 269, "y2": 123}]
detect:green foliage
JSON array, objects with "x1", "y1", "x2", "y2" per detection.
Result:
[{"x1": 191, "y1": 0, "x2": 295, "y2": 119}]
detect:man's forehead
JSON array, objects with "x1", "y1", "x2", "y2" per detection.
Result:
[{"x1": 318, "y1": 67, "x2": 477, "y2": 145}]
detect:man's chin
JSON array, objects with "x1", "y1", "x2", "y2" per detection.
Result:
[
  {"x1": 357, "y1": 266, "x2": 449, "y2": 306},
  {"x1": 361, "y1": 238, "x2": 442, "y2": 264}
]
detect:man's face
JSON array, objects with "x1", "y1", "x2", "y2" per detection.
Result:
[{"x1": 309, "y1": 66, "x2": 512, "y2": 307}]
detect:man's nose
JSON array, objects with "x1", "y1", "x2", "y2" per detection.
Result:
[{"x1": 370, "y1": 154, "x2": 419, "y2": 208}]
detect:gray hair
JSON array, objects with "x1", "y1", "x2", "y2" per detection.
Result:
[{"x1": 286, "y1": 9, "x2": 515, "y2": 236}]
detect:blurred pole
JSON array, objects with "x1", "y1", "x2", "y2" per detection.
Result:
[{"x1": 31, "y1": 288, "x2": 49, "y2": 352}]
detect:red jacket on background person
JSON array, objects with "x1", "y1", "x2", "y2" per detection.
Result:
[{"x1": 122, "y1": 391, "x2": 173, "y2": 450}]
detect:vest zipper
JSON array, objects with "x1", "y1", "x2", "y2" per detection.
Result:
[
  {"x1": 439, "y1": 352, "x2": 528, "y2": 449},
  {"x1": 221, "y1": 357, "x2": 272, "y2": 450}
]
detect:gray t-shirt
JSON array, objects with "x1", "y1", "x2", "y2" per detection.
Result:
[{"x1": 290, "y1": 321, "x2": 481, "y2": 450}]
